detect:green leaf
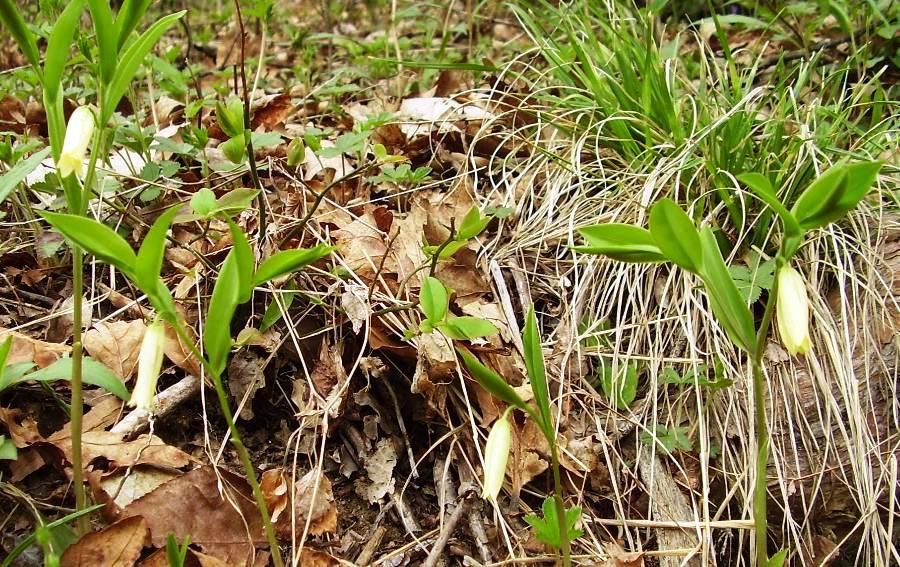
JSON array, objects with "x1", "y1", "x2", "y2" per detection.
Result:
[
  {"x1": 204, "y1": 250, "x2": 240, "y2": 375},
  {"x1": 456, "y1": 349, "x2": 527, "y2": 411},
  {"x1": 737, "y1": 172, "x2": 800, "y2": 237},
  {"x1": 216, "y1": 98, "x2": 245, "y2": 139},
  {"x1": 253, "y1": 245, "x2": 333, "y2": 286},
  {"x1": 0, "y1": 148, "x2": 50, "y2": 205},
  {"x1": 648, "y1": 198, "x2": 702, "y2": 273},
  {"x1": 190, "y1": 187, "x2": 216, "y2": 217},
  {"x1": 698, "y1": 228, "x2": 756, "y2": 353},
  {"x1": 114, "y1": 0, "x2": 153, "y2": 49},
  {"x1": 220, "y1": 134, "x2": 247, "y2": 163},
  {"x1": 456, "y1": 207, "x2": 490, "y2": 241},
  {"x1": 729, "y1": 256, "x2": 775, "y2": 304},
  {"x1": 39, "y1": 211, "x2": 137, "y2": 274},
  {"x1": 260, "y1": 285, "x2": 296, "y2": 332},
  {"x1": 523, "y1": 307, "x2": 551, "y2": 430},
  {"x1": 439, "y1": 316, "x2": 499, "y2": 340},
  {"x1": 791, "y1": 161, "x2": 882, "y2": 230},
  {"x1": 524, "y1": 497, "x2": 583, "y2": 550},
  {"x1": 0, "y1": 435, "x2": 17, "y2": 460},
  {"x1": 227, "y1": 220, "x2": 254, "y2": 304},
  {"x1": 598, "y1": 362, "x2": 638, "y2": 410},
  {"x1": 102, "y1": 11, "x2": 186, "y2": 124},
  {"x1": 135, "y1": 206, "x2": 178, "y2": 302},
  {"x1": 0, "y1": 0, "x2": 41, "y2": 72},
  {"x1": 86, "y1": 0, "x2": 117, "y2": 84},
  {"x1": 766, "y1": 548, "x2": 789, "y2": 567},
  {"x1": 639, "y1": 425, "x2": 692, "y2": 454},
  {"x1": 212, "y1": 188, "x2": 259, "y2": 218},
  {"x1": 1, "y1": 357, "x2": 130, "y2": 401},
  {"x1": 574, "y1": 224, "x2": 665, "y2": 262},
  {"x1": 43, "y1": 0, "x2": 84, "y2": 101},
  {"x1": 419, "y1": 277, "x2": 449, "y2": 324}
]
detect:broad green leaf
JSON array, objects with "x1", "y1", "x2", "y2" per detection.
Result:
[
  {"x1": 0, "y1": 0, "x2": 41, "y2": 72},
  {"x1": 43, "y1": 0, "x2": 84, "y2": 101},
  {"x1": 227, "y1": 220, "x2": 254, "y2": 304},
  {"x1": 0, "y1": 148, "x2": 50, "y2": 205},
  {"x1": 737, "y1": 172, "x2": 800, "y2": 235},
  {"x1": 204, "y1": 250, "x2": 240, "y2": 375},
  {"x1": 792, "y1": 161, "x2": 882, "y2": 230},
  {"x1": 213, "y1": 187, "x2": 258, "y2": 217},
  {"x1": 523, "y1": 307, "x2": 550, "y2": 429},
  {"x1": 220, "y1": 134, "x2": 247, "y2": 163},
  {"x1": 2, "y1": 356, "x2": 130, "y2": 401},
  {"x1": 598, "y1": 362, "x2": 638, "y2": 410},
  {"x1": 102, "y1": 11, "x2": 186, "y2": 124},
  {"x1": 253, "y1": 245, "x2": 333, "y2": 286},
  {"x1": 420, "y1": 277, "x2": 449, "y2": 324},
  {"x1": 190, "y1": 187, "x2": 216, "y2": 217},
  {"x1": 456, "y1": 348, "x2": 527, "y2": 411},
  {"x1": 766, "y1": 548, "x2": 789, "y2": 567},
  {"x1": 574, "y1": 224, "x2": 665, "y2": 262},
  {"x1": 216, "y1": 98, "x2": 245, "y2": 139},
  {"x1": 260, "y1": 285, "x2": 296, "y2": 332},
  {"x1": 0, "y1": 435, "x2": 17, "y2": 460},
  {"x1": 698, "y1": 228, "x2": 756, "y2": 353},
  {"x1": 135, "y1": 206, "x2": 178, "y2": 298},
  {"x1": 456, "y1": 207, "x2": 490, "y2": 241},
  {"x1": 524, "y1": 497, "x2": 583, "y2": 550},
  {"x1": 439, "y1": 316, "x2": 499, "y2": 340},
  {"x1": 424, "y1": 239, "x2": 467, "y2": 260},
  {"x1": 86, "y1": 0, "x2": 117, "y2": 84},
  {"x1": 649, "y1": 198, "x2": 702, "y2": 273},
  {"x1": 39, "y1": 211, "x2": 137, "y2": 273},
  {"x1": 114, "y1": 0, "x2": 153, "y2": 49}
]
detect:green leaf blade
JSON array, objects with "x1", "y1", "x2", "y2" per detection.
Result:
[
  {"x1": 574, "y1": 224, "x2": 665, "y2": 262},
  {"x1": 0, "y1": 148, "x2": 51, "y2": 205},
  {"x1": 39, "y1": 211, "x2": 137, "y2": 274},
  {"x1": 253, "y1": 245, "x2": 333, "y2": 287},
  {"x1": 648, "y1": 198, "x2": 702, "y2": 273},
  {"x1": 420, "y1": 277, "x2": 449, "y2": 324},
  {"x1": 456, "y1": 349, "x2": 527, "y2": 411}
]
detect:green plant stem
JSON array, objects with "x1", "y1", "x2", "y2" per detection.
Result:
[
  {"x1": 172, "y1": 321, "x2": 284, "y2": 567},
  {"x1": 749, "y1": 256, "x2": 783, "y2": 566},
  {"x1": 548, "y1": 440, "x2": 571, "y2": 567},
  {"x1": 69, "y1": 246, "x2": 88, "y2": 536}
]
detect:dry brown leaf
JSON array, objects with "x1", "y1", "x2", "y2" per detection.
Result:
[
  {"x1": 309, "y1": 341, "x2": 348, "y2": 418},
  {"x1": 139, "y1": 548, "x2": 233, "y2": 567},
  {"x1": 118, "y1": 465, "x2": 267, "y2": 565},
  {"x1": 261, "y1": 468, "x2": 338, "y2": 539},
  {"x1": 162, "y1": 322, "x2": 203, "y2": 377},
  {"x1": 90, "y1": 466, "x2": 182, "y2": 515},
  {"x1": 411, "y1": 332, "x2": 454, "y2": 415},
  {"x1": 251, "y1": 93, "x2": 293, "y2": 130},
  {"x1": 0, "y1": 408, "x2": 42, "y2": 447},
  {"x1": 83, "y1": 320, "x2": 147, "y2": 382},
  {"x1": 356, "y1": 438, "x2": 397, "y2": 504},
  {"x1": 298, "y1": 549, "x2": 340, "y2": 567},
  {"x1": 0, "y1": 327, "x2": 70, "y2": 367},
  {"x1": 227, "y1": 350, "x2": 267, "y2": 421},
  {"x1": 53, "y1": 431, "x2": 194, "y2": 472},
  {"x1": 602, "y1": 542, "x2": 644, "y2": 567},
  {"x1": 60, "y1": 516, "x2": 149, "y2": 567}
]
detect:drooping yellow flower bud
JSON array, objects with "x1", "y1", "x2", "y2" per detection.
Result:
[
  {"x1": 482, "y1": 409, "x2": 513, "y2": 503},
  {"x1": 130, "y1": 319, "x2": 166, "y2": 411},
  {"x1": 57, "y1": 106, "x2": 94, "y2": 178},
  {"x1": 776, "y1": 265, "x2": 811, "y2": 355}
]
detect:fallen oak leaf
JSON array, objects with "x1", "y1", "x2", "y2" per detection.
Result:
[{"x1": 60, "y1": 516, "x2": 149, "y2": 567}]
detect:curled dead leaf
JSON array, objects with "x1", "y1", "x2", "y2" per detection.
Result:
[
  {"x1": 83, "y1": 320, "x2": 147, "y2": 382},
  {"x1": 261, "y1": 468, "x2": 338, "y2": 539},
  {"x1": 60, "y1": 516, "x2": 149, "y2": 567}
]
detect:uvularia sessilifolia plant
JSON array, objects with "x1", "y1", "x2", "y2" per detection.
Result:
[
  {"x1": 574, "y1": 160, "x2": 882, "y2": 566},
  {"x1": 0, "y1": 0, "x2": 185, "y2": 534}
]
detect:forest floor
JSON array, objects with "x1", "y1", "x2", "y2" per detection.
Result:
[{"x1": 0, "y1": 1, "x2": 898, "y2": 566}]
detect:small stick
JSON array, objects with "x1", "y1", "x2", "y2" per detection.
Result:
[
  {"x1": 110, "y1": 375, "x2": 201, "y2": 438},
  {"x1": 355, "y1": 525, "x2": 387, "y2": 566}
]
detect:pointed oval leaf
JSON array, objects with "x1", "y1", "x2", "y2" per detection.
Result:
[
  {"x1": 11, "y1": 357, "x2": 130, "y2": 401},
  {"x1": 0, "y1": 0, "x2": 41, "y2": 72},
  {"x1": 792, "y1": 161, "x2": 882, "y2": 230},
  {"x1": 737, "y1": 172, "x2": 801, "y2": 237},
  {"x1": 253, "y1": 245, "x2": 333, "y2": 286},
  {"x1": 574, "y1": 224, "x2": 665, "y2": 262},
  {"x1": 43, "y1": 0, "x2": 84, "y2": 101},
  {"x1": 439, "y1": 317, "x2": 499, "y2": 341},
  {"x1": 114, "y1": 0, "x2": 153, "y2": 49},
  {"x1": 456, "y1": 348, "x2": 527, "y2": 410},
  {"x1": 649, "y1": 198, "x2": 702, "y2": 273},
  {"x1": 698, "y1": 228, "x2": 756, "y2": 353},
  {"x1": 135, "y1": 206, "x2": 179, "y2": 296},
  {"x1": 39, "y1": 211, "x2": 137, "y2": 273},
  {"x1": 523, "y1": 306, "x2": 550, "y2": 428},
  {"x1": 86, "y1": 0, "x2": 117, "y2": 83},
  {"x1": 226, "y1": 220, "x2": 254, "y2": 304},
  {"x1": 0, "y1": 148, "x2": 50, "y2": 205},
  {"x1": 420, "y1": 277, "x2": 449, "y2": 324},
  {"x1": 204, "y1": 250, "x2": 240, "y2": 375}
]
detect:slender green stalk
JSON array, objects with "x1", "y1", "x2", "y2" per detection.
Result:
[
  {"x1": 749, "y1": 256, "x2": 783, "y2": 566},
  {"x1": 172, "y1": 322, "x2": 284, "y2": 567},
  {"x1": 548, "y1": 441, "x2": 571, "y2": 567},
  {"x1": 69, "y1": 247, "x2": 88, "y2": 536}
]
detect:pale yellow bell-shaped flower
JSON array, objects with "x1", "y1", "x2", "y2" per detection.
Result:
[
  {"x1": 776, "y1": 265, "x2": 811, "y2": 355},
  {"x1": 130, "y1": 320, "x2": 166, "y2": 411},
  {"x1": 57, "y1": 106, "x2": 94, "y2": 178},
  {"x1": 482, "y1": 409, "x2": 513, "y2": 503}
]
